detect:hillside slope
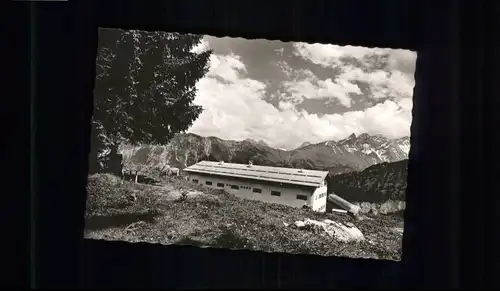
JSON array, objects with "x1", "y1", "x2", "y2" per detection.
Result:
[
  {"x1": 327, "y1": 159, "x2": 408, "y2": 203},
  {"x1": 85, "y1": 174, "x2": 404, "y2": 260},
  {"x1": 120, "y1": 133, "x2": 410, "y2": 175}
]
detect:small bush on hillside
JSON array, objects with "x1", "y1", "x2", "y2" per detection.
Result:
[
  {"x1": 86, "y1": 173, "x2": 134, "y2": 214},
  {"x1": 213, "y1": 227, "x2": 254, "y2": 249}
]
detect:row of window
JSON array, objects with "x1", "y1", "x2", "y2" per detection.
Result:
[
  {"x1": 296, "y1": 194, "x2": 308, "y2": 201},
  {"x1": 192, "y1": 178, "x2": 314, "y2": 201},
  {"x1": 317, "y1": 205, "x2": 326, "y2": 211},
  {"x1": 193, "y1": 178, "x2": 261, "y2": 192},
  {"x1": 315, "y1": 192, "x2": 327, "y2": 200}
]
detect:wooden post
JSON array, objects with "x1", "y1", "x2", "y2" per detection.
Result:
[{"x1": 327, "y1": 194, "x2": 360, "y2": 216}]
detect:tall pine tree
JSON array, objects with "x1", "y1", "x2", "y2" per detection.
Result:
[{"x1": 89, "y1": 28, "x2": 212, "y2": 174}]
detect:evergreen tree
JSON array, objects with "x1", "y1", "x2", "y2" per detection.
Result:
[{"x1": 89, "y1": 28, "x2": 212, "y2": 173}]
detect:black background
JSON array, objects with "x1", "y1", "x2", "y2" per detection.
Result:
[{"x1": 10, "y1": 0, "x2": 498, "y2": 288}]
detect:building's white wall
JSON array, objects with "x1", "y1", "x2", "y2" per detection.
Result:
[
  {"x1": 186, "y1": 173, "x2": 326, "y2": 211},
  {"x1": 311, "y1": 185, "x2": 328, "y2": 212}
]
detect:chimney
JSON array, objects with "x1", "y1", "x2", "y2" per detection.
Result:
[
  {"x1": 248, "y1": 160, "x2": 253, "y2": 167},
  {"x1": 219, "y1": 161, "x2": 225, "y2": 165}
]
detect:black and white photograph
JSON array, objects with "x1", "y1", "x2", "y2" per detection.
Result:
[{"x1": 85, "y1": 28, "x2": 415, "y2": 261}]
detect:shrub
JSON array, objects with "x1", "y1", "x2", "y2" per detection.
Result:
[
  {"x1": 86, "y1": 173, "x2": 134, "y2": 214},
  {"x1": 213, "y1": 227, "x2": 253, "y2": 249}
]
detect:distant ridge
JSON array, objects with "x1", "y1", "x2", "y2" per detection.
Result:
[{"x1": 120, "y1": 132, "x2": 410, "y2": 175}]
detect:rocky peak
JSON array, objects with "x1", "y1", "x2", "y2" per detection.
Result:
[
  {"x1": 257, "y1": 140, "x2": 268, "y2": 147},
  {"x1": 358, "y1": 133, "x2": 370, "y2": 140}
]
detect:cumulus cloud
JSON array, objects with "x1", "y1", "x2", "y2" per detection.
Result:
[
  {"x1": 293, "y1": 43, "x2": 389, "y2": 67},
  {"x1": 293, "y1": 43, "x2": 416, "y2": 99},
  {"x1": 189, "y1": 44, "x2": 414, "y2": 150},
  {"x1": 277, "y1": 64, "x2": 361, "y2": 108},
  {"x1": 281, "y1": 75, "x2": 360, "y2": 108},
  {"x1": 189, "y1": 53, "x2": 273, "y2": 141},
  {"x1": 339, "y1": 66, "x2": 414, "y2": 98}
]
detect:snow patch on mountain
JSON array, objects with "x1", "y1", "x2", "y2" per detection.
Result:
[
  {"x1": 345, "y1": 146, "x2": 358, "y2": 153},
  {"x1": 398, "y1": 142, "x2": 410, "y2": 155}
]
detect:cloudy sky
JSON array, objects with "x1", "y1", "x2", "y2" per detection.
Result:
[{"x1": 188, "y1": 35, "x2": 416, "y2": 150}]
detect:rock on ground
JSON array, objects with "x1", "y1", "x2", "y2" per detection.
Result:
[
  {"x1": 294, "y1": 218, "x2": 365, "y2": 243},
  {"x1": 355, "y1": 200, "x2": 406, "y2": 215}
]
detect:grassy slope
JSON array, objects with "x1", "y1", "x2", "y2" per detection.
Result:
[{"x1": 85, "y1": 174, "x2": 403, "y2": 261}]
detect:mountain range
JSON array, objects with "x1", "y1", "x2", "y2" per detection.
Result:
[{"x1": 120, "y1": 132, "x2": 410, "y2": 175}]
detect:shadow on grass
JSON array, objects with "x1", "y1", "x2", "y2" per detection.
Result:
[
  {"x1": 85, "y1": 210, "x2": 161, "y2": 231},
  {"x1": 122, "y1": 173, "x2": 161, "y2": 186},
  {"x1": 177, "y1": 228, "x2": 254, "y2": 250},
  {"x1": 389, "y1": 210, "x2": 405, "y2": 218}
]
